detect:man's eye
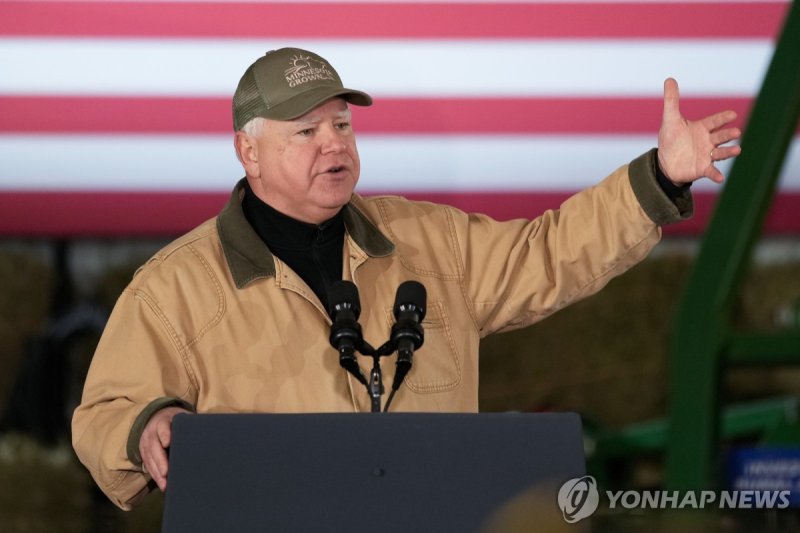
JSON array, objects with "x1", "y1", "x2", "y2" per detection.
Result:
[
  {"x1": 297, "y1": 128, "x2": 314, "y2": 136},
  {"x1": 336, "y1": 122, "x2": 351, "y2": 130}
]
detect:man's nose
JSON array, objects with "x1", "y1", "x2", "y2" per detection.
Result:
[{"x1": 319, "y1": 125, "x2": 346, "y2": 153}]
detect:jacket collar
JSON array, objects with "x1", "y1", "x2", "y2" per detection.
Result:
[{"x1": 217, "y1": 178, "x2": 394, "y2": 289}]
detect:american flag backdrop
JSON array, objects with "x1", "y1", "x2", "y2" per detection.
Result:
[{"x1": 0, "y1": 0, "x2": 796, "y2": 237}]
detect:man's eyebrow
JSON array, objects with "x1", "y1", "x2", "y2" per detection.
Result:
[
  {"x1": 294, "y1": 109, "x2": 352, "y2": 126},
  {"x1": 294, "y1": 115, "x2": 317, "y2": 125}
]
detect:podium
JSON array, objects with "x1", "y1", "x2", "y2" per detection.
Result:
[{"x1": 162, "y1": 413, "x2": 585, "y2": 532}]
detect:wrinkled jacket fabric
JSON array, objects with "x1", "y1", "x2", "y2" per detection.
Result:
[{"x1": 72, "y1": 150, "x2": 690, "y2": 509}]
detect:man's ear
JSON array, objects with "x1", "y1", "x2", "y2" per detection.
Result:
[{"x1": 234, "y1": 131, "x2": 259, "y2": 177}]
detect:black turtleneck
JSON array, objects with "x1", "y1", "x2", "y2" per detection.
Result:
[{"x1": 242, "y1": 182, "x2": 344, "y2": 311}]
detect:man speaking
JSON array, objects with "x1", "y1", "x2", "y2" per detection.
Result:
[{"x1": 72, "y1": 48, "x2": 741, "y2": 509}]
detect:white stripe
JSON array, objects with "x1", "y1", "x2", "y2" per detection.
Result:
[
  {"x1": 2, "y1": 134, "x2": 798, "y2": 192},
  {"x1": 0, "y1": 38, "x2": 773, "y2": 97}
]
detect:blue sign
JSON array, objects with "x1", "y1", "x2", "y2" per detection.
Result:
[{"x1": 728, "y1": 447, "x2": 800, "y2": 507}]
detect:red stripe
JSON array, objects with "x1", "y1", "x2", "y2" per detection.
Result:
[
  {"x1": 0, "y1": 2, "x2": 787, "y2": 39},
  {"x1": 1, "y1": 191, "x2": 798, "y2": 237},
  {"x1": 0, "y1": 96, "x2": 752, "y2": 134}
]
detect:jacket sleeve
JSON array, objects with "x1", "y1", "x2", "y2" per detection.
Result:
[
  {"x1": 71, "y1": 283, "x2": 197, "y2": 510},
  {"x1": 457, "y1": 149, "x2": 691, "y2": 335}
]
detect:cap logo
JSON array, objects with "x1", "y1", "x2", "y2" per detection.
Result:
[{"x1": 284, "y1": 54, "x2": 336, "y2": 88}]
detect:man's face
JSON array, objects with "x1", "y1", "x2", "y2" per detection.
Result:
[{"x1": 246, "y1": 98, "x2": 360, "y2": 224}]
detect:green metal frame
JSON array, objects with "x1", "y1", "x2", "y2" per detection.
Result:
[
  {"x1": 665, "y1": 0, "x2": 800, "y2": 491},
  {"x1": 594, "y1": 396, "x2": 798, "y2": 459}
]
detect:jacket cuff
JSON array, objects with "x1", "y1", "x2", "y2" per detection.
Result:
[
  {"x1": 126, "y1": 397, "x2": 195, "y2": 466},
  {"x1": 629, "y1": 148, "x2": 694, "y2": 225}
]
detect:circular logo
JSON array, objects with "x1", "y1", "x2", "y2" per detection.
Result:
[{"x1": 557, "y1": 475, "x2": 599, "y2": 523}]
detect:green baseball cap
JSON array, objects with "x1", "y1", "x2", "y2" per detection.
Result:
[{"x1": 232, "y1": 48, "x2": 373, "y2": 130}]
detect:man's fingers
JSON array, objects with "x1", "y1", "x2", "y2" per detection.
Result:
[
  {"x1": 710, "y1": 127, "x2": 741, "y2": 147},
  {"x1": 157, "y1": 420, "x2": 172, "y2": 449},
  {"x1": 662, "y1": 77, "x2": 680, "y2": 121},
  {"x1": 142, "y1": 443, "x2": 169, "y2": 492},
  {"x1": 139, "y1": 407, "x2": 188, "y2": 492},
  {"x1": 152, "y1": 452, "x2": 169, "y2": 492},
  {"x1": 703, "y1": 110, "x2": 738, "y2": 132},
  {"x1": 706, "y1": 164, "x2": 725, "y2": 184},
  {"x1": 712, "y1": 144, "x2": 742, "y2": 162}
]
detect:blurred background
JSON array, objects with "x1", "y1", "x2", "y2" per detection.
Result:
[{"x1": 1, "y1": 0, "x2": 798, "y2": 531}]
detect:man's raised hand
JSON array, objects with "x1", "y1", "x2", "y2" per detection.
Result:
[{"x1": 657, "y1": 77, "x2": 742, "y2": 185}]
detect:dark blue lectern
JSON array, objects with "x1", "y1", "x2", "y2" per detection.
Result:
[{"x1": 162, "y1": 412, "x2": 585, "y2": 532}]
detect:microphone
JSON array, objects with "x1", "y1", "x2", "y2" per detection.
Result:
[
  {"x1": 327, "y1": 280, "x2": 368, "y2": 386},
  {"x1": 387, "y1": 281, "x2": 426, "y2": 404}
]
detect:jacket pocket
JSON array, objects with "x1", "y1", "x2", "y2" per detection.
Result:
[{"x1": 384, "y1": 300, "x2": 462, "y2": 393}]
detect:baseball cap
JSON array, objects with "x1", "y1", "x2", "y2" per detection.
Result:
[{"x1": 233, "y1": 48, "x2": 373, "y2": 130}]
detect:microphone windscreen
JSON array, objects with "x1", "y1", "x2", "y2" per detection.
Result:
[
  {"x1": 394, "y1": 281, "x2": 426, "y2": 317},
  {"x1": 327, "y1": 280, "x2": 361, "y2": 318}
]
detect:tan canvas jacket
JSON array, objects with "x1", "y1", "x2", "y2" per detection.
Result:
[{"x1": 72, "y1": 149, "x2": 691, "y2": 509}]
